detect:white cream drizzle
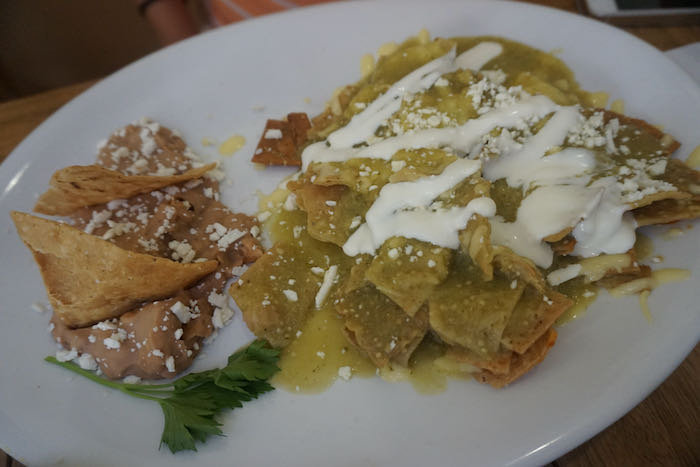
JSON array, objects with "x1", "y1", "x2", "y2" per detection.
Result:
[
  {"x1": 483, "y1": 106, "x2": 582, "y2": 186},
  {"x1": 343, "y1": 159, "x2": 496, "y2": 255},
  {"x1": 366, "y1": 159, "x2": 482, "y2": 222},
  {"x1": 302, "y1": 95, "x2": 558, "y2": 169},
  {"x1": 518, "y1": 185, "x2": 604, "y2": 241},
  {"x1": 325, "y1": 42, "x2": 503, "y2": 149},
  {"x1": 480, "y1": 107, "x2": 637, "y2": 267},
  {"x1": 571, "y1": 177, "x2": 638, "y2": 257},
  {"x1": 454, "y1": 42, "x2": 504, "y2": 71},
  {"x1": 490, "y1": 216, "x2": 553, "y2": 267},
  {"x1": 302, "y1": 41, "x2": 646, "y2": 266}
]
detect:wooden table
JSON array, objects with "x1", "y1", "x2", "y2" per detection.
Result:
[{"x1": 1, "y1": 1, "x2": 699, "y2": 465}]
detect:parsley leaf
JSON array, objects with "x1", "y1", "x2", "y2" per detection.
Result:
[{"x1": 45, "y1": 339, "x2": 280, "y2": 453}]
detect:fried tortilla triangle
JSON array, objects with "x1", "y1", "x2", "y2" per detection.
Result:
[
  {"x1": 11, "y1": 211, "x2": 217, "y2": 328},
  {"x1": 34, "y1": 163, "x2": 216, "y2": 215}
]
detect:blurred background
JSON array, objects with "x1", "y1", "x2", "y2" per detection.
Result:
[
  {"x1": 0, "y1": 0, "x2": 209, "y2": 102},
  {"x1": 0, "y1": 0, "x2": 335, "y2": 102},
  {"x1": 2, "y1": 0, "x2": 697, "y2": 103}
]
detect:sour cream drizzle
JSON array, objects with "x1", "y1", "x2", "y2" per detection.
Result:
[
  {"x1": 343, "y1": 159, "x2": 496, "y2": 256},
  {"x1": 302, "y1": 41, "x2": 640, "y2": 265},
  {"x1": 483, "y1": 106, "x2": 637, "y2": 267},
  {"x1": 326, "y1": 42, "x2": 503, "y2": 149},
  {"x1": 301, "y1": 95, "x2": 557, "y2": 169}
]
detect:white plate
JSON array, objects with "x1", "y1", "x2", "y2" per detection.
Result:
[{"x1": 1, "y1": 1, "x2": 699, "y2": 465}]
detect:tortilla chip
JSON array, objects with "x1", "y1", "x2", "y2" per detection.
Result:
[
  {"x1": 337, "y1": 260, "x2": 371, "y2": 295},
  {"x1": 290, "y1": 180, "x2": 370, "y2": 246},
  {"x1": 251, "y1": 113, "x2": 311, "y2": 166},
  {"x1": 633, "y1": 158, "x2": 700, "y2": 225},
  {"x1": 634, "y1": 198, "x2": 700, "y2": 226},
  {"x1": 550, "y1": 236, "x2": 576, "y2": 256},
  {"x1": 459, "y1": 214, "x2": 494, "y2": 280},
  {"x1": 543, "y1": 227, "x2": 572, "y2": 243},
  {"x1": 230, "y1": 242, "x2": 322, "y2": 348},
  {"x1": 626, "y1": 190, "x2": 690, "y2": 211},
  {"x1": 476, "y1": 329, "x2": 557, "y2": 388},
  {"x1": 337, "y1": 284, "x2": 429, "y2": 367},
  {"x1": 493, "y1": 245, "x2": 547, "y2": 293},
  {"x1": 429, "y1": 254, "x2": 525, "y2": 356},
  {"x1": 308, "y1": 85, "x2": 358, "y2": 139},
  {"x1": 501, "y1": 287, "x2": 571, "y2": 354},
  {"x1": 443, "y1": 345, "x2": 512, "y2": 376},
  {"x1": 602, "y1": 109, "x2": 681, "y2": 156},
  {"x1": 307, "y1": 158, "x2": 392, "y2": 191},
  {"x1": 365, "y1": 238, "x2": 451, "y2": 316},
  {"x1": 34, "y1": 163, "x2": 216, "y2": 216},
  {"x1": 11, "y1": 211, "x2": 217, "y2": 328}
]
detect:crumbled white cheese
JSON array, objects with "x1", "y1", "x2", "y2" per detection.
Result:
[
  {"x1": 84, "y1": 209, "x2": 112, "y2": 235},
  {"x1": 481, "y1": 69, "x2": 507, "y2": 84},
  {"x1": 567, "y1": 111, "x2": 606, "y2": 149},
  {"x1": 466, "y1": 77, "x2": 529, "y2": 116},
  {"x1": 168, "y1": 239, "x2": 196, "y2": 263},
  {"x1": 103, "y1": 337, "x2": 121, "y2": 349},
  {"x1": 106, "y1": 199, "x2": 128, "y2": 211},
  {"x1": 217, "y1": 229, "x2": 245, "y2": 251},
  {"x1": 101, "y1": 220, "x2": 136, "y2": 241},
  {"x1": 93, "y1": 320, "x2": 117, "y2": 331},
  {"x1": 165, "y1": 356, "x2": 176, "y2": 373},
  {"x1": 209, "y1": 291, "x2": 234, "y2": 328},
  {"x1": 264, "y1": 128, "x2": 283, "y2": 139},
  {"x1": 170, "y1": 301, "x2": 194, "y2": 324},
  {"x1": 56, "y1": 348, "x2": 79, "y2": 362},
  {"x1": 391, "y1": 160, "x2": 407, "y2": 172},
  {"x1": 284, "y1": 193, "x2": 298, "y2": 211},
  {"x1": 283, "y1": 289, "x2": 298, "y2": 302},
  {"x1": 137, "y1": 237, "x2": 158, "y2": 252},
  {"x1": 77, "y1": 353, "x2": 98, "y2": 371},
  {"x1": 315, "y1": 265, "x2": 338, "y2": 309},
  {"x1": 126, "y1": 158, "x2": 148, "y2": 174},
  {"x1": 338, "y1": 366, "x2": 353, "y2": 381},
  {"x1": 206, "y1": 222, "x2": 228, "y2": 241}
]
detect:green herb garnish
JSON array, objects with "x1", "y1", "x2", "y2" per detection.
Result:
[{"x1": 45, "y1": 339, "x2": 280, "y2": 453}]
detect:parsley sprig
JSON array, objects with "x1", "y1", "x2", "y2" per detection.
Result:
[{"x1": 45, "y1": 339, "x2": 280, "y2": 453}]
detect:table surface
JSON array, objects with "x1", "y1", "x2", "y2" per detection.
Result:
[{"x1": 1, "y1": 1, "x2": 699, "y2": 465}]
